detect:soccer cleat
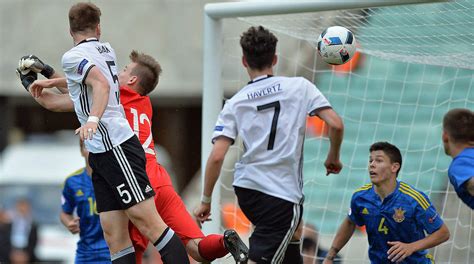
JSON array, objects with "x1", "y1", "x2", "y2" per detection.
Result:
[{"x1": 223, "y1": 229, "x2": 249, "y2": 263}]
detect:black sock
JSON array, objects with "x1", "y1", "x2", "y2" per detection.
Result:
[
  {"x1": 154, "y1": 227, "x2": 190, "y2": 264},
  {"x1": 282, "y1": 241, "x2": 302, "y2": 264},
  {"x1": 111, "y1": 246, "x2": 136, "y2": 264}
]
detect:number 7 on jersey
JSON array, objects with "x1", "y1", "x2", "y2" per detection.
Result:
[{"x1": 257, "y1": 101, "x2": 280, "y2": 150}]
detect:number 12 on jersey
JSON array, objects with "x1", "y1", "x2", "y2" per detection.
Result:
[{"x1": 257, "y1": 101, "x2": 281, "y2": 150}]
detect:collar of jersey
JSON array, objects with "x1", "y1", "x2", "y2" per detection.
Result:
[
  {"x1": 456, "y1": 147, "x2": 474, "y2": 159},
  {"x1": 371, "y1": 181, "x2": 400, "y2": 203},
  {"x1": 248, "y1": 75, "x2": 273, "y2": 84},
  {"x1": 76, "y1": 37, "x2": 99, "y2": 46}
]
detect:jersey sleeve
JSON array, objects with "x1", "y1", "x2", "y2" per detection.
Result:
[
  {"x1": 348, "y1": 194, "x2": 364, "y2": 226},
  {"x1": 61, "y1": 179, "x2": 76, "y2": 214},
  {"x1": 61, "y1": 50, "x2": 96, "y2": 84},
  {"x1": 212, "y1": 101, "x2": 237, "y2": 144},
  {"x1": 305, "y1": 80, "x2": 332, "y2": 116},
  {"x1": 414, "y1": 192, "x2": 443, "y2": 234},
  {"x1": 449, "y1": 157, "x2": 474, "y2": 189}
]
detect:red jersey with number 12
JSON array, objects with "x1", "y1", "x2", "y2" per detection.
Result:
[{"x1": 120, "y1": 86, "x2": 172, "y2": 188}]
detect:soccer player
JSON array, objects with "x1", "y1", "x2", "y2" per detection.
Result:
[
  {"x1": 21, "y1": 3, "x2": 189, "y2": 263},
  {"x1": 442, "y1": 108, "x2": 474, "y2": 209},
  {"x1": 323, "y1": 142, "x2": 450, "y2": 263},
  {"x1": 194, "y1": 26, "x2": 344, "y2": 264},
  {"x1": 17, "y1": 50, "x2": 249, "y2": 263},
  {"x1": 61, "y1": 139, "x2": 110, "y2": 263}
]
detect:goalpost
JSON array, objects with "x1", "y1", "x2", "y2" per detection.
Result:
[{"x1": 201, "y1": 0, "x2": 473, "y2": 263}]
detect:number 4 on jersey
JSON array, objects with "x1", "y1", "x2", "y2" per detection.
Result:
[{"x1": 378, "y1": 217, "x2": 389, "y2": 235}]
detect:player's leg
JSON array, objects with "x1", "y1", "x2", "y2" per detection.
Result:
[
  {"x1": 281, "y1": 222, "x2": 303, "y2": 264},
  {"x1": 128, "y1": 221, "x2": 148, "y2": 264},
  {"x1": 90, "y1": 136, "x2": 189, "y2": 264},
  {"x1": 154, "y1": 183, "x2": 248, "y2": 262},
  {"x1": 235, "y1": 186, "x2": 302, "y2": 264},
  {"x1": 100, "y1": 210, "x2": 137, "y2": 263},
  {"x1": 90, "y1": 158, "x2": 137, "y2": 263}
]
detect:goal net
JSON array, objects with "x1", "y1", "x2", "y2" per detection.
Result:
[{"x1": 204, "y1": 0, "x2": 474, "y2": 263}]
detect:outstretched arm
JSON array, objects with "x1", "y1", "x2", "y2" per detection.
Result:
[
  {"x1": 387, "y1": 223, "x2": 450, "y2": 262},
  {"x1": 19, "y1": 54, "x2": 68, "y2": 94},
  {"x1": 323, "y1": 217, "x2": 356, "y2": 263},
  {"x1": 30, "y1": 78, "x2": 68, "y2": 98},
  {"x1": 317, "y1": 108, "x2": 344, "y2": 175},
  {"x1": 33, "y1": 89, "x2": 73, "y2": 112},
  {"x1": 194, "y1": 137, "x2": 233, "y2": 223}
]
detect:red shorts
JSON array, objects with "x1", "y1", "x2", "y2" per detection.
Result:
[{"x1": 129, "y1": 166, "x2": 204, "y2": 260}]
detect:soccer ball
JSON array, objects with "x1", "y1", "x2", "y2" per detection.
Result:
[{"x1": 317, "y1": 26, "x2": 356, "y2": 65}]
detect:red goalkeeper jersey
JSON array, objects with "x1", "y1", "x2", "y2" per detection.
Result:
[{"x1": 120, "y1": 85, "x2": 173, "y2": 188}]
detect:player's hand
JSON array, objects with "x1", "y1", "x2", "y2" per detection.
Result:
[
  {"x1": 29, "y1": 79, "x2": 55, "y2": 98},
  {"x1": 324, "y1": 156, "x2": 343, "y2": 176},
  {"x1": 18, "y1": 54, "x2": 55, "y2": 78},
  {"x1": 193, "y1": 203, "x2": 212, "y2": 224},
  {"x1": 15, "y1": 68, "x2": 37, "y2": 91},
  {"x1": 387, "y1": 241, "x2": 414, "y2": 263},
  {"x1": 75, "y1": 122, "x2": 98, "y2": 141},
  {"x1": 67, "y1": 217, "x2": 80, "y2": 234}
]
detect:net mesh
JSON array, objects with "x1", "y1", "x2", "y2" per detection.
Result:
[
  {"x1": 212, "y1": 1, "x2": 474, "y2": 263},
  {"x1": 242, "y1": 0, "x2": 474, "y2": 70}
]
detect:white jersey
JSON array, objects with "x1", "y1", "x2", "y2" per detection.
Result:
[
  {"x1": 62, "y1": 38, "x2": 134, "y2": 153},
  {"x1": 212, "y1": 75, "x2": 331, "y2": 203}
]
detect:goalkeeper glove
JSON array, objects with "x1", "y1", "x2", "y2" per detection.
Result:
[
  {"x1": 18, "y1": 54, "x2": 55, "y2": 78},
  {"x1": 16, "y1": 68, "x2": 37, "y2": 91}
]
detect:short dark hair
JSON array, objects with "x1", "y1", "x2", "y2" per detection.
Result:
[
  {"x1": 443, "y1": 108, "x2": 474, "y2": 144},
  {"x1": 240, "y1": 26, "x2": 278, "y2": 70},
  {"x1": 370, "y1": 141, "x2": 402, "y2": 176},
  {"x1": 129, "y1": 50, "x2": 162, "y2": 96},
  {"x1": 69, "y1": 2, "x2": 101, "y2": 33}
]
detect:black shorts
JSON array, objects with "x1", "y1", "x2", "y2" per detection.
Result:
[
  {"x1": 235, "y1": 186, "x2": 303, "y2": 264},
  {"x1": 89, "y1": 136, "x2": 155, "y2": 212}
]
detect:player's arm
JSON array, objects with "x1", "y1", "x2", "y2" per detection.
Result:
[
  {"x1": 316, "y1": 108, "x2": 344, "y2": 175},
  {"x1": 33, "y1": 89, "x2": 74, "y2": 112},
  {"x1": 387, "y1": 223, "x2": 449, "y2": 262},
  {"x1": 323, "y1": 217, "x2": 356, "y2": 263},
  {"x1": 75, "y1": 66, "x2": 110, "y2": 141},
  {"x1": 194, "y1": 136, "x2": 233, "y2": 223},
  {"x1": 18, "y1": 55, "x2": 69, "y2": 94},
  {"x1": 30, "y1": 78, "x2": 68, "y2": 98},
  {"x1": 465, "y1": 177, "x2": 474, "y2": 196},
  {"x1": 60, "y1": 182, "x2": 80, "y2": 234},
  {"x1": 60, "y1": 211, "x2": 80, "y2": 234}
]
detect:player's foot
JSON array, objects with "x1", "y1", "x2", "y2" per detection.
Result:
[{"x1": 223, "y1": 229, "x2": 248, "y2": 263}]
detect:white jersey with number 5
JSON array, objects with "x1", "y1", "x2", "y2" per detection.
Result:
[
  {"x1": 212, "y1": 75, "x2": 331, "y2": 203},
  {"x1": 62, "y1": 38, "x2": 134, "y2": 153}
]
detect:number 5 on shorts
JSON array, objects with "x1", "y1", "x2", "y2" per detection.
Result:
[{"x1": 117, "y1": 183, "x2": 132, "y2": 204}]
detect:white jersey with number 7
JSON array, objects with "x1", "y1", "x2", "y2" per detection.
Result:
[{"x1": 212, "y1": 75, "x2": 331, "y2": 204}]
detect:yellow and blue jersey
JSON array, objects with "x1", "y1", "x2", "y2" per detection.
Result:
[
  {"x1": 448, "y1": 147, "x2": 474, "y2": 209},
  {"x1": 348, "y1": 181, "x2": 443, "y2": 263},
  {"x1": 62, "y1": 168, "x2": 110, "y2": 263}
]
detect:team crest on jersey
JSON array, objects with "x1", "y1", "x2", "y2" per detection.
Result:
[
  {"x1": 362, "y1": 208, "x2": 369, "y2": 215},
  {"x1": 77, "y1": 59, "x2": 88, "y2": 74},
  {"x1": 393, "y1": 207, "x2": 405, "y2": 223},
  {"x1": 75, "y1": 189, "x2": 84, "y2": 197}
]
